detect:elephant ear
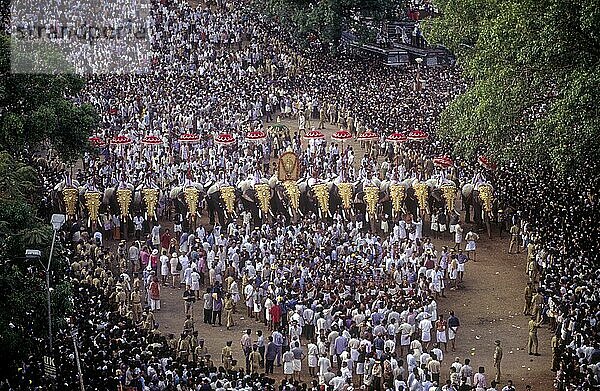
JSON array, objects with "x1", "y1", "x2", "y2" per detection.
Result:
[
  {"x1": 462, "y1": 183, "x2": 474, "y2": 198},
  {"x1": 53, "y1": 181, "x2": 64, "y2": 192},
  {"x1": 372, "y1": 177, "x2": 381, "y2": 189},
  {"x1": 207, "y1": 183, "x2": 220, "y2": 195},
  {"x1": 380, "y1": 180, "x2": 390, "y2": 192},
  {"x1": 191, "y1": 182, "x2": 205, "y2": 192},
  {"x1": 268, "y1": 175, "x2": 278, "y2": 188},
  {"x1": 170, "y1": 186, "x2": 183, "y2": 199},
  {"x1": 298, "y1": 181, "x2": 307, "y2": 193},
  {"x1": 425, "y1": 178, "x2": 438, "y2": 189}
]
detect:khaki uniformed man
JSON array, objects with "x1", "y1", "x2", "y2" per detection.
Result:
[
  {"x1": 493, "y1": 340, "x2": 503, "y2": 383},
  {"x1": 528, "y1": 316, "x2": 542, "y2": 356},
  {"x1": 183, "y1": 314, "x2": 194, "y2": 334},
  {"x1": 222, "y1": 341, "x2": 233, "y2": 370},
  {"x1": 508, "y1": 223, "x2": 520, "y2": 253},
  {"x1": 178, "y1": 333, "x2": 190, "y2": 362},
  {"x1": 250, "y1": 345, "x2": 262, "y2": 374},
  {"x1": 131, "y1": 288, "x2": 143, "y2": 322},
  {"x1": 224, "y1": 294, "x2": 235, "y2": 330},
  {"x1": 189, "y1": 331, "x2": 199, "y2": 362},
  {"x1": 531, "y1": 289, "x2": 544, "y2": 322},
  {"x1": 523, "y1": 282, "x2": 533, "y2": 315},
  {"x1": 195, "y1": 339, "x2": 208, "y2": 363},
  {"x1": 166, "y1": 333, "x2": 177, "y2": 352}
]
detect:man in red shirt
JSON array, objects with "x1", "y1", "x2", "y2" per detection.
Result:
[
  {"x1": 270, "y1": 302, "x2": 282, "y2": 331},
  {"x1": 160, "y1": 228, "x2": 172, "y2": 254}
]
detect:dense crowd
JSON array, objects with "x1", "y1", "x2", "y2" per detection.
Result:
[{"x1": 2, "y1": 0, "x2": 599, "y2": 389}]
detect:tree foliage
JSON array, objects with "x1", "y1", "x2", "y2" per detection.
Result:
[
  {"x1": 259, "y1": 0, "x2": 395, "y2": 47},
  {"x1": 0, "y1": 34, "x2": 98, "y2": 163},
  {"x1": 425, "y1": 0, "x2": 600, "y2": 176}
]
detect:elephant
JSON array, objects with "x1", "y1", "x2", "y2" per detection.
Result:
[{"x1": 461, "y1": 183, "x2": 484, "y2": 225}]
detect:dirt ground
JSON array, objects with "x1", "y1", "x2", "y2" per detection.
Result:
[{"x1": 147, "y1": 119, "x2": 554, "y2": 390}]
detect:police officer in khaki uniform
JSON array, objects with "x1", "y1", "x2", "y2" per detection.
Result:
[
  {"x1": 493, "y1": 340, "x2": 503, "y2": 383},
  {"x1": 224, "y1": 293, "x2": 235, "y2": 330},
  {"x1": 523, "y1": 282, "x2": 533, "y2": 315},
  {"x1": 178, "y1": 333, "x2": 190, "y2": 362},
  {"x1": 528, "y1": 316, "x2": 542, "y2": 356},
  {"x1": 131, "y1": 287, "x2": 143, "y2": 322},
  {"x1": 222, "y1": 341, "x2": 233, "y2": 370}
]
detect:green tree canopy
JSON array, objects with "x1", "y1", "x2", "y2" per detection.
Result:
[
  {"x1": 425, "y1": 0, "x2": 600, "y2": 176},
  {"x1": 259, "y1": 0, "x2": 395, "y2": 46},
  {"x1": 0, "y1": 34, "x2": 98, "y2": 163}
]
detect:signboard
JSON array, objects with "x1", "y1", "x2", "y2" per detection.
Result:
[{"x1": 44, "y1": 356, "x2": 56, "y2": 379}]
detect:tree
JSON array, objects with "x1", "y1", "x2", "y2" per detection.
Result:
[
  {"x1": 258, "y1": 0, "x2": 395, "y2": 47},
  {"x1": 0, "y1": 151, "x2": 72, "y2": 369},
  {"x1": 0, "y1": 34, "x2": 98, "y2": 163},
  {"x1": 425, "y1": 0, "x2": 600, "y2": 176}
]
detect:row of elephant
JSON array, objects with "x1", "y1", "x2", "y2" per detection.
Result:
[{"x1": 51, "y1": 177, "x2": 493, "y2": 228}]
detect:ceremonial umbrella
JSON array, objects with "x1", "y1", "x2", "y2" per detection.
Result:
[
  {"x1": 433, "y1": 156, "x2": 454, "y2": 168},
  {"x1": 245, "y1": 130, "x2": 267, "y2": 142},
  {"x1": 214, "y1": 133, "x2": 236, "y2": 181},
  {"x1": 141, "y1": 135, "x2": 163, "y2": 145},
  {"x1": 478, "y1": 155, "x2": 497, "y2": 170},
  {"x1": 88, "y1": 136, "x2": 105, "y2": 148},
  {"x1": 179, "y1": 133, "x2": 201, "y2": 143},
  {"x1": 111, "y1": 135, "x2": 132, "y2": 174},
  {"x1": 386, "y1": 132, "x2": 407, "y2": 143},
  {"x1": 179, "y1": 133, "x2": 201, "y2": 179},
  {"x1": 111, "y1": 135, "x2": 132, "y2": 145},
  {"x1": 303, "y1": 129, "x2": 325, "y2": 140},
  {"x1": 214, "y1": 133, "x2": 235, "y2": 145},
  {"x1": 331, "y1": 130, "x2": 353, "y2": 180},
  {"x1": 331, "y1": 130, "x2": 352, "y2": 142},
  {"x1": 407, "y1": 130, "x2": 429, "y2": 141},
  {"x1": 357, "y1": 130, "x2": 379, "y2": 142},
  {"x1": 141, "y1": 135, "x2": 163, "y2": 170}
]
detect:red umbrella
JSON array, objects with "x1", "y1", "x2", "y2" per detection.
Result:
[
  {"x1": 214, "y1": 133, "x2": 235, "y2": 145},
  {"x1": 111, "y1": 135, "x2": 132, "y2": 145},
  {"x1": 331, "y1": 130, "x2": 352, "y2": 142},
  {"x1": 88, "y1": 136, "x2": 105, "y2": 148},
  {"x1": 357, "y1": 130, "x2": 379, "y2": 142},
  {"x1": 141, "y1": 135, "x2": 163, "y2": 145},
  {"x1": 386, "y1": 132, "x2": 407, "y2": 143},
  {"x1": 304, "y1": 130, "x2": 325, "y2": 140},
  {"x1": 433, "y1": 156, "x2": 454, "y2": 168},
  {"x1": 245, "y1": 130, "x2": 267, "y2": 141},
  {"x1": 179, "y1": 133, "x2": 200, "y2": 143},
  {"x1": 478, "y1": 155, "x2": 497, "y2": 170},
  {"x1": 407, "y1": 130, "x2": 429, "y2": 141}
]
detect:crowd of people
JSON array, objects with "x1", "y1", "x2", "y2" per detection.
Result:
[{"x1": 2, "y1": 0, "x2": 599, "y2": 389}]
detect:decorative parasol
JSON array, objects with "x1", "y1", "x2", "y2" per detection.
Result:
[
  {"x1": 331, "y1": 130, "x2": 352, "y2": 142},
  {"x1": 386, "y1": 132, "x2": 407, "y2": 143},
  {"x1": 304, "y1": 130, "x2": 325, "y2": 140},
  {"x1": 245, "y1": 130, "x2": 267, "y2": 141},
  {"x1": 111, "y1": 135, "x2": 132, "y2": 145},
  {"x1": 433, "y1": 156, "x2": 454, "y2": 168},
  {"x1": 179, "y1": 133, "x2": 200, "y2": 143},
  {"x1": 478, "y1": 155, "x2": 497, "y2": 170},
  {"x1": 214, "y1": 133, "x2": 235, "y2": 145},
  {"x1": 407, "y1": 130, "x2": 429, "y2": 141},
  {"x1": 141, "y1": 135, "x2": 163, "y2": 145},
  {"x1": 88, "y1": 136, "x2": 105, "y2": 148},
  {"x1": 357, "y1": 130, "x2": 379, "y2": 142}
]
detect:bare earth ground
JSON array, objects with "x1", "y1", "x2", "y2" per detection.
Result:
[{"x1": 146, "y1": 119, "x2": 554, "y2": 389}]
